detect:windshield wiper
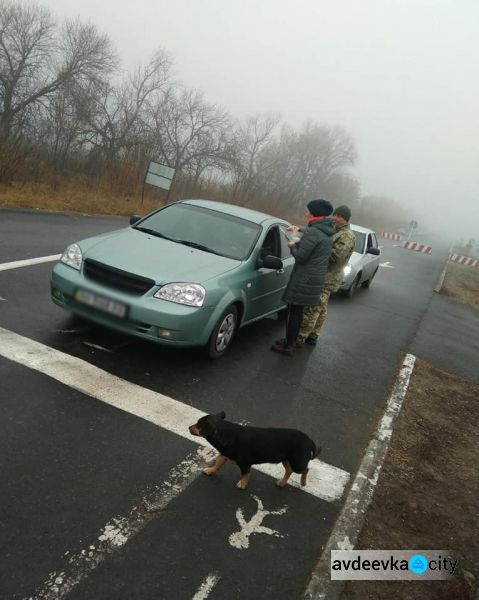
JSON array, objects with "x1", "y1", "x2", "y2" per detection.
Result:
[
  {"x1": 134, "y1": 227, "x2": 176, "y2": 242},
  {"x1": 135, "y1": 229, "x2": 223, "y2": 255},
  {"x1": 176, "y1": 240, "x2": 222, "y2": 255}
]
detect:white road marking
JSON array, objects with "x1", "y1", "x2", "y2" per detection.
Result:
[
  {"x1": 192, "y1": 572, "x2": 221, "y2": 600},
  {"x1": 229, "y1": 495, "x2": 288, "y2": 550},
  {"x1": 0, "y1": 295, "x2": 6, "y2": 301},
  {"x1": 0, "y1": 326, "x2": 349, "y2": 503},
  {"x1": 379, "y1": 261, "x2": 394, "y2": 268},
  {"x1": 304, "y1": 353, "x2": 416, "y2": 600},
  {"x1": 0, "y1": 254, "x2": 61, "y2": 272},
  {"x1": 30, "y1": 447, "x2": 214, "y2": 600}
]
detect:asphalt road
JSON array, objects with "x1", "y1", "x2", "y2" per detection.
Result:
[{"x1": 0, "y1": 208, "x2": 454, "y2": 599}]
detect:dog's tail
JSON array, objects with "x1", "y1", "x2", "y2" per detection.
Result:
[{"x1": 310, "y1": 439, "x2": 321, "y2": 460}]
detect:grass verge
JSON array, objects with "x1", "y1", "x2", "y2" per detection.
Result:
[{"x1": 441, "y1": 261, "x2": 479, "y2": 311}]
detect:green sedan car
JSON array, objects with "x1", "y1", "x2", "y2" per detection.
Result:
[{"x1": 51, "y1": 199, "x2": 294, "y2": 357}]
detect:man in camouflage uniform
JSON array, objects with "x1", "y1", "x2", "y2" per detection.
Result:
[{"x1": 297, "y1": 205, "x2": 356, "y2": 346}]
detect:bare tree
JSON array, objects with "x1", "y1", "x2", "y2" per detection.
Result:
[
  {"x1": 229, "y1": 113, "x2": 281, "y2": 204},
  {"x1": 264, "y1": 123, "x2": 357, "y2": 211},
  {"x1": 0, "y1": 1, "x2": 116, "y2": 143},
  {"x1": 85, "y1": 49, "x2": 172, "y2": 172},
  {"x1": 26, "y1": 80, "x2": 89, "y2": 181},
  {"x1": 146, "y1": 87, "x2": 231, "y2": 179}
]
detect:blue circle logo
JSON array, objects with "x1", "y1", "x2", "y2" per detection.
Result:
[{"x1": 409, "y1": 554, "x2": 428, "y2": 574}]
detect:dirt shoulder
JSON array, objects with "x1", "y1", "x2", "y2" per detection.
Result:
[
  {"x1": 341, "y1": 358, "x2": 479, "y2": 599},
  {"x1": 0, "y1": 183, "x2": 162, "y2": 217},
  {"x1": 441, "y1": 260, "x2": 479, "y2": 311}
]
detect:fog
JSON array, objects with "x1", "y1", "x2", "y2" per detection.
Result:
[{"x1": 41, "y1": 0, "x2": 479, "y2": 241}]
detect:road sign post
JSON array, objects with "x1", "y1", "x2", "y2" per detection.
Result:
[{"x1": 141, "y1": 161, "x2": 176, "y2": 207}]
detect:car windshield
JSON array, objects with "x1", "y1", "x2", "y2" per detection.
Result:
[
  {"x1": 352, "y1": 230, "x2": 366, "y2": 253},
  {"x1": 135, "y1": 203, "x2": 261, "y2": 260}
]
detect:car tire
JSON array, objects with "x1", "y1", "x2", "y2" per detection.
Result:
[
  {"x1": 362, "y1": 267, "x2": 378, "y2": 289},
  {"x1": 346, "y1": 274, "x2": 361, "y2": 298},
  {"x1": 207, "y1": 305, "x2": 238, "y2": 359}
]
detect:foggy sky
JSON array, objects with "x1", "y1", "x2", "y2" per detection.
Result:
[{"x1": 42, "y1": 0, "x2": 479, "y2": 240}]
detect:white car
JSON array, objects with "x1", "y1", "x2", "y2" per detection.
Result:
[{"x1": 340, "y1": 224, "x2": 381, "y2": 297}]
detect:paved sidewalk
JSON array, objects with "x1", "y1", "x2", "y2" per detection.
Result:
[{"x1": 410, "y1": 292, "x2": 479, "y2": 385}]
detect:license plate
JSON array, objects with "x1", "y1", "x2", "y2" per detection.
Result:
[{"x1": 74, "y1": 289, "x2": 127, "y2": 319}]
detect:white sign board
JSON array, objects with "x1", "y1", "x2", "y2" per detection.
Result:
[
  {"x1": 148, "y1": 162, "x2": 175, "y2": 180},
  {"x1": 145, "y1": 161, "x2": 175, "y2": 191},
  {"x1": 145, "y1": 172, "x2": 172, "y2": 190}
]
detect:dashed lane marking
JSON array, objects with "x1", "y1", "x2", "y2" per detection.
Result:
[
  {"x1": 0, "y1": 254, "x2": 61, "y2": 271},
  {"x1": 29, "y1": 447, "x2": 215, "y2": 600},
  {"x1": 1, "y1": 324, "x2": 348, "y2": 597},
  {"x1": 192, "y1": 572, "x2": 221, "y2": 600},
  {"x1": 0, "y1": 326, "x2": 350, "y2": 502}
]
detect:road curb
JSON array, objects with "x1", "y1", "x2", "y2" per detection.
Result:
[
  {"x1": 434, "y1": 248, "x2": 453, "y2": 293},
  {"x1": 303, "y1": 353, "x2": 416, "y2": 600}
]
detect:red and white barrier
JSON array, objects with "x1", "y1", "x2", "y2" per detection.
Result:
[
  {"x1": 403, "y1": 241, "x2": 432, "y2": 254},
  {"x1": 381, "y1": 232, "x2": 402, "y2": 241},
  {"x1": 450, "y1": 254, "x2": 479, "y2": 268}
]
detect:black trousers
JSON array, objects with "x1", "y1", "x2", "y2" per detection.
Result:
[{"x1": 286, "y1": 304, "x2": 304, "y2": 346}]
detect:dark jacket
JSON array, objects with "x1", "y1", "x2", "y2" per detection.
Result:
[{"x1": 283, "y1": 218, "x2": 335, "y2": 305}]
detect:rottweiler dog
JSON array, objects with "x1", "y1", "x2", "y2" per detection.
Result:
[{"x1": 189, "y1": 411, "x2": 319, "y2": 489}]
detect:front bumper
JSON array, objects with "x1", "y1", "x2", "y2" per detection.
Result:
[{"x1": 51, "y1": 262, "x2": 214, "y2": 347}]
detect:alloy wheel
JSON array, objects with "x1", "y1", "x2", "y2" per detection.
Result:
[{"x1": 215, "y1": 312, "x2": 236, "y2": 352}]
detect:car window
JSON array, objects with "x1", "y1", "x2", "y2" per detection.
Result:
[
  {"x1": 279, "y1": 227, "x2": 291, "y2": 259},
  {"x1": 372, "y1": 233, "x2": 378, "y2": 248},
  {"x1": 259, "y1": 225, "x2": 282, "y2": 259},
  {"x1": 367, "y1": 234, "x2": 373, "y2": 249},
  {"x1": 136, "y1": 203, "x2": 261, "y2": 260},
  {"x1": 352, "y1": 230, "x2": 366, "y2": 253}
]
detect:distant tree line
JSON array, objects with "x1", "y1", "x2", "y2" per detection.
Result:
[{"x1": 0, "y1": 0, "x2": 405, "y2": 225}]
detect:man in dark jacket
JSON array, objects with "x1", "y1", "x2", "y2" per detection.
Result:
[{"x1": 271, "y1": 199, "x2": 335, "y2": 356}]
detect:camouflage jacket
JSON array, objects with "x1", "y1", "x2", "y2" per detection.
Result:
[{"x1": 324, "y1": 224, "x2": 356, "y2": 292}]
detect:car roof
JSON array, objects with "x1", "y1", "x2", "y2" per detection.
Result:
[
  {"x1": 179, "y1": 199, "x2": 287, "y2": 225},
  {"x1": 350, "y1": 223, "x2": 376, "y2": 234}
]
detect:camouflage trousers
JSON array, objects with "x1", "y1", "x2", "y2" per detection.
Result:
[{"x1": 297, "y1": 289, "x2": 331, "y2": 344}]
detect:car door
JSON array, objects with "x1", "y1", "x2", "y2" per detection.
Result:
[
  {"x1": 363, "y1": 233, "x2": 378, "y2": 279},
  {"x1": 245, "y1": 225, "x2": 292, "y2": 320},
  {"x1": 369, "y1": 232, "x2": 380, "y2": 273}
]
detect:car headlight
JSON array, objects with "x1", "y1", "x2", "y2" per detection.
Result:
[
  {"x1": 154, "y1": 283, "x2": 206, "y2": 307},
  {"x1": 61, "y1": 243, "x2": 83, "y2": 270},
  {"x1": 343, "y1": 264, "x2": 352, "y2": 276}
]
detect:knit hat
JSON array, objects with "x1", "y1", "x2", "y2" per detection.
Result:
[
  {"x1": 334, "y1": 205, "x2": 351, "y2": 222},
  {"x1": 307, "y1": 199, "x2": 333, "y2": 217}
]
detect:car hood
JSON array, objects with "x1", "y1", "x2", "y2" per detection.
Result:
[{"x1": 80, "y1": 228, "x2": 240, "y2": 284}]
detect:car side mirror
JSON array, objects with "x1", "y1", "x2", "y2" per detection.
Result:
[
  {"x1": 367, "y1": 247, "x2": 380, "y2": 256},
  {"x1": 259, "y1": 255, "x2": 284, "y2": 270},
  {"x1": 129, "y1": 215, "x2": 141, "y2": 226}
]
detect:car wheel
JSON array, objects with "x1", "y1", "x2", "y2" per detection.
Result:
[
  {"x1": 346, "y1": 274, "x2": 361, "y2": 298},
  {"x1": 362, "y1": 267, "x2": 378, "y2": 289},
  {"x1": 207, "y1": 305, "x2": 238, "y2": 358}
]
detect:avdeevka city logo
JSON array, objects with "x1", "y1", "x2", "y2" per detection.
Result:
[{"x1": 409, "y1": 554, "x2": 428, "y2": 574}]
